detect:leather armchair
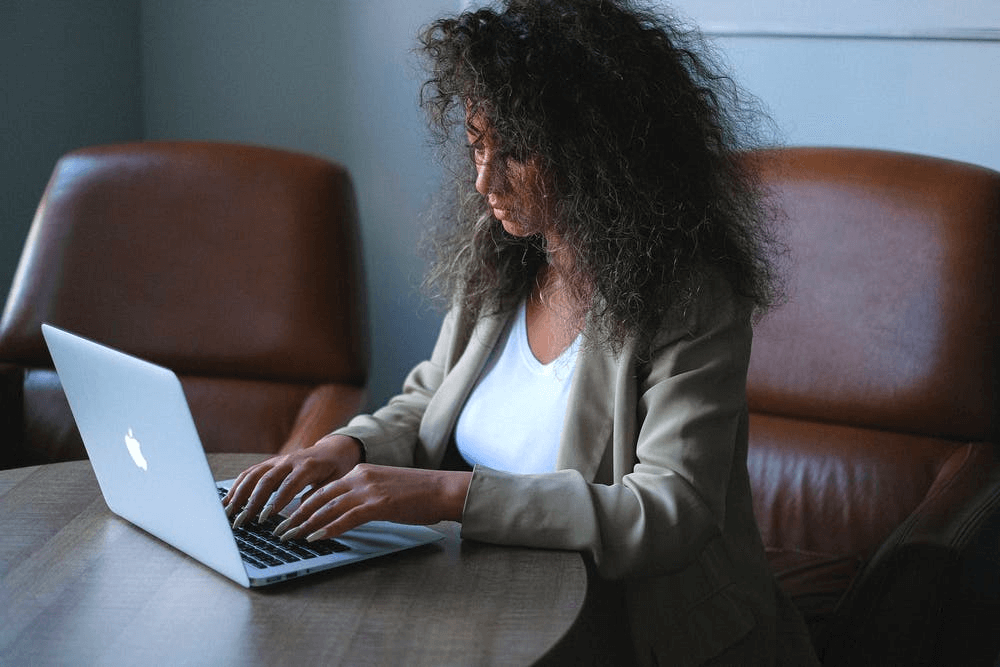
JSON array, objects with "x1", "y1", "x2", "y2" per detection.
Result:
[
  {"x1": 744, "y1": 148, "x2": 1000, "y2": 665},
  {"x1": 0, "y1": 142, "x2": 368, "y2": 469}
]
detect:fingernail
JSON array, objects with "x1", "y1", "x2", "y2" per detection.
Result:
[
  {"x1": 279, "y1": 526, "x2": 302, "y2": 542},
  {"x1": 223, "y1": 502, "x2": 236, "y2": 517},
  {"x1": 306, "y1": 529, "x2": 327, "y2": 543},
  {"x1": 273, "y1": 517, "x2": 293, "y2": 536},
  {"x1": 258, "y1": 504, "x2": 274, "y2": 523},
  {"x1": 232, "y1": 508, "x2": 251, "y2": 529}
]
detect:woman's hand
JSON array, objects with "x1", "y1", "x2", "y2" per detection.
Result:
[
  {"x1": 273, "y1": 464, "x2": 473, "y2": 543},
  {"x1": 222, "y1": 433, "x2": 364, "y2": 528}
]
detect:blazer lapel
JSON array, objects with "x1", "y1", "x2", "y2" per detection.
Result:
[
  {"x1": 417, "y1": 308, "x2": 510, "y2": 468},
  {"x1": 556, "y1": 332, "x2": 621, "y2": 482}
]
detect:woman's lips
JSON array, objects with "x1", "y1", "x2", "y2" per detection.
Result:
[{"x1": 487, "y1": 197, "x2": 507, "y2": 218}]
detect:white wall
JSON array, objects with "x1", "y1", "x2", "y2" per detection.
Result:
[
  {"x1": 672, "y1": 1, "x2": 1000, "y2": 171},
  {"x1": 678, "y1": 0, "x2": 1000, "y2": 39}
]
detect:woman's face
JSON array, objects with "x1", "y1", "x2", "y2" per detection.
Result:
[{"x1": 466, "y1": 113, "x2": 555, "y2": 238}]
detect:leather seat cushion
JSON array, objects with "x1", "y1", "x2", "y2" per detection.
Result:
[
  {"x1": 748, "y1": 411, "x2": 966, "y2": 634},
  {"x1": 748, "y1": 413, "x2": 962, "y2": 558}
]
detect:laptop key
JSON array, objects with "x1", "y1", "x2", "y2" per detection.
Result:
[
  {"x1": 237, "y1": 540, "x2": 283, "y2": 567},
  {"x1": 240, "y1": 553, "x2": 268, "y2": 569},
  {"x1": 303, "y1": 538, "x2": 350, "y2": 555},
  {"x1": 284, "y1": 542, "x2": 321, "y2": 559},
  {"x1": 234, "y1": 528, "x2": 305, "y2": 563}
]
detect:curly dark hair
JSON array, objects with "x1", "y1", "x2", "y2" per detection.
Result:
[{"x1": 418, "y1": 0, "x2": 780, "y2": 351}]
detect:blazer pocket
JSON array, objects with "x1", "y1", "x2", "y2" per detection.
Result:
[
  {"x1": 624, "y1": 539, "x2": 757, "y2": 667},
  {"x1": 627, "y1": 581, "x2": 756, "y2": 667}
]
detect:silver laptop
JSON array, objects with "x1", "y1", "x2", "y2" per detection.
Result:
[{"x1": 41, "y1": 323, "x2": 443, "y2": 587}]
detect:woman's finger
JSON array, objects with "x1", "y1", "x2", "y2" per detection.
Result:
[
  {"x1": 221, "y1": 466, "x2": 254, "y2": 510},
  {"x1": 242, "y1": 465, "x2": 297, "y2": 523},
  {"x1": 304, "y1": 503, "x2": 374, "y2": 543},
  {"x1": 286, "y1": 490, "x2": 364, "y2": 542},
  {"x1": 228, "y1": 465, "x2": 283, "y2": 527},
  {"x1": 256, "y1": 464, "x2": 325, "y2": 522},
  {"x1": 273, "y1": 479, "x2": 349, "y2": 538},
  {"x1": 223, "y1": 463, "x2": 272, "y2": 517}
]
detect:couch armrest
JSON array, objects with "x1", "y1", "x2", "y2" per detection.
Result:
[
  {"x1": 824, "y1": 443, "x2": 1000, "y2": 667},
  {"x1": 277, "y1": 383, "x2": 366, "y2": 455}
]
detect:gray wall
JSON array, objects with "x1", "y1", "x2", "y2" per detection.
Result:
[
  {"x1": 1, "y1": 0, "x2": 143, "y2": 300},
  {"x1": 4, "y1": 0, "x2": 998, "y2": 411},
  {"x1": 141, "y1": 0, "x2": 458, "y2": 409},
  {"x1": 718, "y1": 36, "x2": 1000, "y2": 173},
  {"x1": 676, "y1": 1, "x2": 1000, "y2": 173}
]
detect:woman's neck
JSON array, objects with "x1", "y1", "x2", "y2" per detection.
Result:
[{"x1": 525, "y1": 256, "x2": 587, "y2": 364}]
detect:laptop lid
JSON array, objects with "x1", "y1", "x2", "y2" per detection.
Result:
[{"x1": 41, "y1": 324, "x2": 442, "y2": 587}]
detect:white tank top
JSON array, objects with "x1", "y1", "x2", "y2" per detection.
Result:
[{"x1": 454, "y1": 300, "x2": 581, "y2": 474}]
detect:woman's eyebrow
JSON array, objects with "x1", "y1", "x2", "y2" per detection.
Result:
[{"x1": 465, "y1": 123, "x2": 485, "y2": 142}]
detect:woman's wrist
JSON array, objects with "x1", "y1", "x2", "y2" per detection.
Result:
[
  {"x1": 441, "y1": 470, "x2": 474, "y2": 521},
  {"x1": 313, "y1": 433, "x2": 365, "y2": 470}
]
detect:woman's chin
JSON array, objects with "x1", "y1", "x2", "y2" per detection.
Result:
[{"x1": 498, "y1": 217, "x2": 532, "y2": 238}]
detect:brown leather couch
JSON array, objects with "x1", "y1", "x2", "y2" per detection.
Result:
[
  {"x1": 744, "y1": 148, "x2": 1000, "y2": 666},
  {"x1": 0, "y1": 142, "x2": 368, "y2": 469}
]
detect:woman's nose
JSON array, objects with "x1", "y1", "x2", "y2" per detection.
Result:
[{"x1": 475, "y1": 152, "x2": 498, "y2": 197}]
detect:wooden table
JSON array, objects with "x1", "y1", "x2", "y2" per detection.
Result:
[{"x1": 0, "y1": 454, "x2": 591, "y2": 665}]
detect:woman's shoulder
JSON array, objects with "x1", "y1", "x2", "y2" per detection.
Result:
[{"x1": 645, "y1": 269, "x2": 754, "y2": 358}]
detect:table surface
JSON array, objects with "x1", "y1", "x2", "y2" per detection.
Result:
[{"x1": 0, "y1": 454, "x2": 589, "y2": 665}]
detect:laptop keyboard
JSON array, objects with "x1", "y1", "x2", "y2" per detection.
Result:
[{"x1": 218, "y1": 488, "x2": 349, "y2": 569}]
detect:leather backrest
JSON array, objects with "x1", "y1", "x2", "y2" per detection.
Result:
[
  {"x1": 0, "y1": 142, "x2": 368, "y2": 385},
  {"x1": 742, "y1": 149, "x2": 1000, "y2": 646},
  {"x1": 745, "y1": 148, "x2": 999, "y2": 442}
]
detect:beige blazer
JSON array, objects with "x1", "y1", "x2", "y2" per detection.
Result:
[{"x1": 335, "y1": 280, "x2": 815, "y2": 666}]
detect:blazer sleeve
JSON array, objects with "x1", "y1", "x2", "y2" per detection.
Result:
[
  {"x1": 461, "y1": 289, "x2": 753, "y2": 581},
  {"x1": 331, "y1": 308, "x2": 460, "y2": 468}
]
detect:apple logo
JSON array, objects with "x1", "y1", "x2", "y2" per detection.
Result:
[{"x1": 124, "y1": 428, "x2": 148, "y2": 471}]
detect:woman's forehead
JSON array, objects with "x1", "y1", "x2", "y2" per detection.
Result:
[{"x1": 464, "y1": 107, "x2": 493, "y2": 140}]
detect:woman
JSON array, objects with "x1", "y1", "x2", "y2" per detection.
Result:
[{"x1": 224, "y1": 1, "x2": 817, "y2": 664}]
